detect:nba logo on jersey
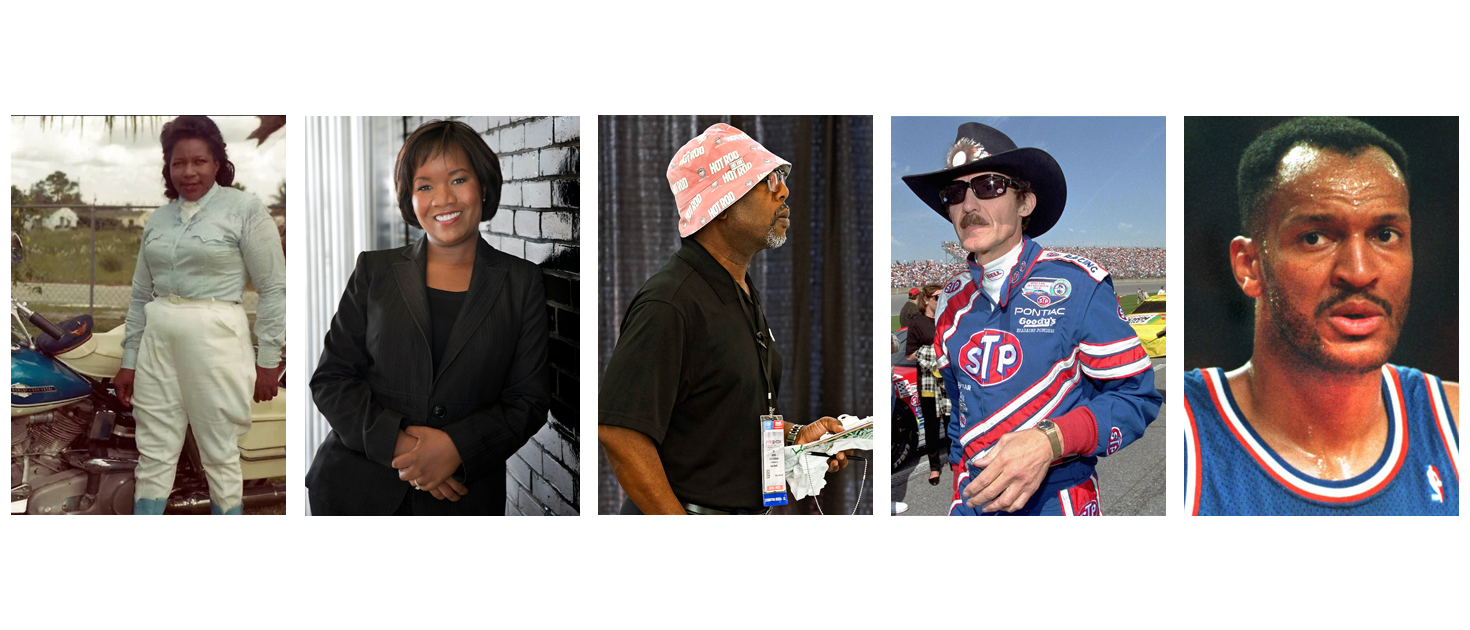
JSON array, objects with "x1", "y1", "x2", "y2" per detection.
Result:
[
  {"x1": 1427, "y1": 465, "x2": 1444, "y2": 503},
  {"x1": 958, "y1": 329, "x2": 1024, "y2": 387}
]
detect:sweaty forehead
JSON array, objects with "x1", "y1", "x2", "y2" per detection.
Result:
[
  {"x1": 1275, "y1": 145, "x2": 1404, "y2": 192},
  {"x1": 1266, "y1": 145, "x2": 1408, "y2": 219}
]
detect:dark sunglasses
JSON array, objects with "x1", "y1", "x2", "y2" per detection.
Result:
[{"x1": 939, "y1": 174, "x2": 1022, "y2": 206}]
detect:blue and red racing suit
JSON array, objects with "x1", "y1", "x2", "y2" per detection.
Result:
[{"x1": 936, "y1": 237, "x2": 1162, "y2": 515}]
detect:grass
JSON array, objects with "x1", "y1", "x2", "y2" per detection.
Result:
[{"x1": 21, "y1": 228, "x2": 142, "y2": 285}]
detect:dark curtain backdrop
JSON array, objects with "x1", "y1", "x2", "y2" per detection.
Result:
[
  {"x1": 1184, "y1": 117, "x2": 1458, "y2": 378},
  {"x1": 597, "y1": 115, "x2": 874, "y2": 515}
]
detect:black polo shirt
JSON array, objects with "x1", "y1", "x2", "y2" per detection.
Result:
[{"x1": 599, "y1": 238, "x2": 782, "y2": 511}]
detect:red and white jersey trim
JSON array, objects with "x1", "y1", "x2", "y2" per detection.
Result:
[
  {"x1": 1182, "y1": 395, "x2": 1202, "y2": 516},
  {"x1": 1426, "y1": 374, "x2": 1459, "y2": 480},
  {"x1": 1203, "y1": 366, "x2": 1408, "y2": 502}
]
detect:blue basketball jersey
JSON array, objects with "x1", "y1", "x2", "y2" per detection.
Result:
[{"x1": 1183, "y1": 366, "x2": 1458, "y2": 515}]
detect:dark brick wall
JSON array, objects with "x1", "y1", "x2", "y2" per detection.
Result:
[{"x1": 402, "y1": 116, "x2": 580, "y2": 516}]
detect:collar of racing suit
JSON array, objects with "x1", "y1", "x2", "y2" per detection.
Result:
[{"x1": 970, "y1": 239, "x2": 1026, "y2": 308}]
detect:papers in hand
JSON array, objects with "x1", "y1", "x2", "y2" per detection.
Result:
[{"x1": 784, "y1": 414, "x2": 874, "y2": 500}]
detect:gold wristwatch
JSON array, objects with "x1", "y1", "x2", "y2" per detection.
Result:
[{"x1": 1035, "y1": 419, "x2": 1063, "y2": 459}]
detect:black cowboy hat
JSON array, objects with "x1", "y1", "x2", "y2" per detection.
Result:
[{"x1": 901, "y1": 122, "x2": 1067, "y2": 238}]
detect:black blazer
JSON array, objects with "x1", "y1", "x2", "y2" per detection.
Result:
[{"x1": 307, "y1": 236, "x2": 549, "y2": 515}]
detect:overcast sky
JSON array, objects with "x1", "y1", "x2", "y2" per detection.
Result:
[
  {"x1": 11, "y1": 116, "x2": 286, "y2": 207},
  {"x1": 891, "y1": 116, "x2": 1165, "y2": 261}
]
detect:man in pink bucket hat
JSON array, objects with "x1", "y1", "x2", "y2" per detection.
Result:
[{"x1": 599, "y1": 123, "x2": 850, "y2": 515}]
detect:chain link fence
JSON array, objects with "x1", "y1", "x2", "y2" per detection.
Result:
[{"x1": 11, "y1": 204, "x2": 281, "y2": 335}]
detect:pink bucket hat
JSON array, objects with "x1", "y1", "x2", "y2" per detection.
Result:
[{"x1": 666, "y1": 123, "x2": 791, "y2": 238}]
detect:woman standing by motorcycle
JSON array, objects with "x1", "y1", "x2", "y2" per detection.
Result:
[
  {"x1": 114, "y1": 116, "x2": 286, "y2": 515},
  {"x1": 307, "y1": 119, "x2": 549, "y2": 516}
]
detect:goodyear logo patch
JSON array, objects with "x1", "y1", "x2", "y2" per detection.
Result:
[{"x1": 1021, "y1": 277, "x2": 1072, "y2": 308}]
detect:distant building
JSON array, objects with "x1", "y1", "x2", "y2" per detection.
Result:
[
  {"x1": 118, "y1": 210, "x2": 151, "y2": 229},
  {"x1": 40, "y1": 207, "x2": 78, "y2": 230}
]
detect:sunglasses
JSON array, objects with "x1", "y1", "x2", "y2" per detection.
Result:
[
  {"x1": 939, "y1": 174, "x2": 1022, "y2": 206},
  {"x1": 766, "y1": 167, "x2": 789, "y2": 192}
]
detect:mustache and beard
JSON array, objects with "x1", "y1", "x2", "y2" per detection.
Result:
[{"x1": 1262, "y1": 262, "x2": 1408, "y2": 375}]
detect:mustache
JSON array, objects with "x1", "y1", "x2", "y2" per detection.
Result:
[
  {"x1": 1314, "y1": 287, "x2": 1394, "y2": 318},
  {"x1": 769, "y1": 203, "x2": 791, "y2": 226},
  {"x1": 960, "y1": 213, "x2": 986, "y2": 229}
]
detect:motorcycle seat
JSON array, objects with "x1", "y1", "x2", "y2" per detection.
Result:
[
  {"x1": 35, "y1": 315, "x2": 94, "y2": 355},
  {"x1": 56, "y1": 324, "x2": 127, "y2": 380}
]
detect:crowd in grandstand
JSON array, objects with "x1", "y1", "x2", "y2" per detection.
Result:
[{"x1": 892, "y1": 243, "x2": 1165, "y2": 287}]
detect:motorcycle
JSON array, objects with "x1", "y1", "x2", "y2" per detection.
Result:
[{"x1": 11, "y1": 298, "x2": 287, "y2": 514}]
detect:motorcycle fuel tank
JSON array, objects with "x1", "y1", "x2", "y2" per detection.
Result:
[{"x1": 12, "y1": 346, "x2": 91, "y2": 416}]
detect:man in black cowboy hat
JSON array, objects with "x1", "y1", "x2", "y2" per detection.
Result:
[{"x1": 902, "y1": 121, "x2": 1161, "y2": 516}]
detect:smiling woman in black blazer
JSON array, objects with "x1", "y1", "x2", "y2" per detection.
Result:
[{"x1": 308, "y1": 120, "x2": 549, "y2": 516}]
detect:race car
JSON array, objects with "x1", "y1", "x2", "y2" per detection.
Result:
[
  {"x1": 1126, "y1": 292, "x2": 1167, "y2": 358},
  {"x1": 891, "y1": 328, "x2": 922, "y2": 470}
]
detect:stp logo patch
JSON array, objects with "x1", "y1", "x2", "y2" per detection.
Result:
[
  {"x1": 1107, "y1": 426, "x2": 1122, "y2": 454},
  {"x1": 958, "y1": 329, "x2": 1024, "y2": 387},
  {"x1": 944, "y1": 278, "x2": 960, "y2": 293}
]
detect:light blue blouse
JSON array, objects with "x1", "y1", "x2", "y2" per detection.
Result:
[{"x1": 121, "y1": 184, "x2": 286, "y2": 369}]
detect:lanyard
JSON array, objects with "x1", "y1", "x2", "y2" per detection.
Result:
[{"x1": 738, "y1": 279, "x2": 776, "y2": 415}]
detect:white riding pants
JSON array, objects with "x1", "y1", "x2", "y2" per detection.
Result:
[{"x1": 132, "y1": 297, "x2": 253, "y2": 514}]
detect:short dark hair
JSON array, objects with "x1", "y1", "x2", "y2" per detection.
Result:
[
  {"x1": 394, "y1": 119, "x2": 503, "y2": 228},
  {"x1": 1237, "y1": 117, "x2": 1409, "y2": 237},
  {"x1": 160, "y1": 116, "x2": 234, "y2": 200}
]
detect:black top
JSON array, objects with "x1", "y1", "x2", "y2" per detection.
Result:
[
  {"x1": 307, "y1": 237, "x2": 550, "y2": 516},
  {"x1": 599, "y1": 238, "x2": 783, "y2": 511},
  {"x1": 906, "y1": 314, "x2": 935, "y2": 357},
  {"x1": 426, "y1": 287, "x2": 466, "y2": 370}
]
